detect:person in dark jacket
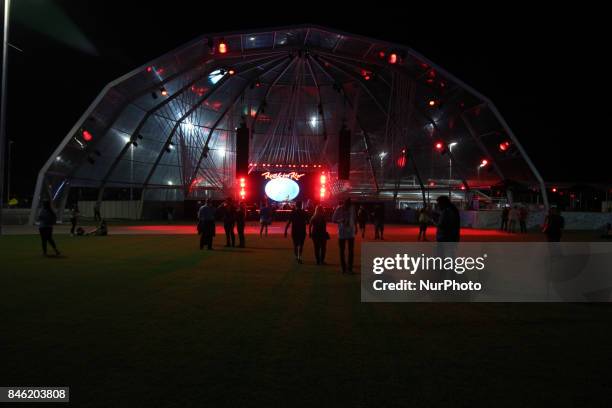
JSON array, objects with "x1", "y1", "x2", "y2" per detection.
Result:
[
  {"x1": 69, "y1": 206, "x2": 80, "y2": 236},
  {"x1": 500, "y1": 206, "x2": 509, "y2": 231},
  {"x1": 357, "y1": 205, "x2": 368, "y2": 238},
  {"x1": 373, "y1": 205, "x2": 385, "y2": 240},
  {"x1": 197, "y1": 199, "x2": 216, "y2": 250},
  {"x1": 435, "y1": 196, "x2": 460, "y2": 242},
  {"x1": 285, "y1": 201, "x2": 309, "y2": 264},
  {"x1": 37, "y1": 200, "x2": 60, "y2": 256},
  {"x1": 543, "y1": 207, "x2": 564, "y2": 242},
  {"x1": 219, "y1": 198, "x2": 236, "y2": 247},
  {"x1": 309, "y1": 205, "x2": 329, "y2": 265},
  {"x1": 236, "y1": 202, "x2": 247, "y2": 248}
]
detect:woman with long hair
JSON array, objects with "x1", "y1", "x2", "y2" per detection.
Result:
[
  {"x1": 37, "y1": 200, "x2": 60, "y2": 256},
  {"x1": 309, "y1": 205, "x2": 329, "y2": 265}
]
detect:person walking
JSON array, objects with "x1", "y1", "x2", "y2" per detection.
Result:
[
  {"x1": 373, "y1": 204, "x2": 385, "y2": 240},
  {"x1": 285, "y1": 201, "x2": 309, "y2": 263},
  {"x1": 435, "y1": 196, "x2": 460, "y2": 242},
  {"x1": 37, "y1": 200, "x2": 61, "y2": 256},
  {"x1": 69, "y1": 205, "x2": 80, "y2": 236},
  {"x1": 333, "y1": 198, "x2": 357, "y2": 274},
  {"x1": 357, "y1": 205, "x2": 368, "y2": 238},
  {"x1": 519, "y1": 206, "x2": 528, "y2": 233},
  {"x1": 543, "y1": 207, "x2": 565, "y2": 242},
  {"x1": 418, "y1": 207, "x2": 430, "y2": 241},
  {"x1": 197, "y1": 199, "x2": 216, "y2": 250},
  {"x1": 309, "y1": 205, "x2": 329, "y2": 265},
  {"x1": 508, "y1": 206, "x2": 519, "y2": 233},
  {"x1": 236, "y1": 202, "x2": 247, "y2": 248},
  {"x1": 500, "y1": 206, "x2": 509, "y2": 231},
  {"x1": 93, "y1": 202, "x2": 102, "y2": 222},
  {"x1": 219, "y1": 198, "x2": 236, "y2": 247},
  {"x1": 259, "y1": 201, "x2": 272, "y2": 237}
]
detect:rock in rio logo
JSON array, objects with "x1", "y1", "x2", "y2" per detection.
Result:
[{"x1": 261, "y1": 171, "x2": 305, "y2": 181}]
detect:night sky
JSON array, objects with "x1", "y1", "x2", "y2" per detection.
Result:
[{"x1": 4, "y1": 1, "x2": 609, "y2": 198}]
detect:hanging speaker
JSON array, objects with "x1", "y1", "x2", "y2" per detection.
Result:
[
  {"x1": 235, "y1": 123, "x2": 250, "y2": 177},
  {"x1": 338, "y1": 125, "x2": 351, "y2": 180}
]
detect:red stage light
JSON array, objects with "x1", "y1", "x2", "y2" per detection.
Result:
[
  {"x1": 82, "y1": 130, "x2": 93, "y2": 141},
  {"x1": 388, "y1": 53, "x2": 398, "y2": 64},
  {"x1": 429, "y1": 181, "x2": 435, "y2": 186},
  {"x1": 461, "y1": 185, "x2": 466, "y2": 190},
  {"x1": 228, "y1": 69, "x2": 236, "y2": 75},
  {"x1": 428, "y1": 99, "x2": 437, "y2": 107},
  {"x1": 552, "y1": 187, "x2": 558, "y2": 193},
  {"x1": 480, "y1": 159, "x2": 489, "y2": 167},
  {"x1": 320, "y1": 174, "x2": 327, "y2": 184},
  {"x1": 498, "y1": 141, "x2": 511, "y2": 152},
  {"x1": 378, "y1": 51, "x2": 386, "y2": 59},
  {"x1": 218, "y1": 40, "x2": 228, "y2": 54},
  {"x1": 434, "y1": 141, "x2": 444, "y2": 151},
  {"x1": 146, "y1": 66, "x2": 153, "y2": 73}
]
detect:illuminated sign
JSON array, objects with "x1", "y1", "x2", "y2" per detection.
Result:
[
  {"x1": 261, "y1": 171, "x2": 305, "y2": 181},
  {"x1": 265, "y1": 178, "x2": 300, "y2": 202}
]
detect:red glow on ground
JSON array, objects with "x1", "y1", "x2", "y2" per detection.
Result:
[{"x1": 121, "y1": 224, "x2": 530, "y2": 242}]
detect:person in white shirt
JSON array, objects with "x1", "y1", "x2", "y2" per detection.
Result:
[{"x1": 332, "y1": 198, "x2": 357, "y2": 274}]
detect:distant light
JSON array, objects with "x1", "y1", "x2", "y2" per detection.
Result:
[
  {"x1": 379, "y1": 152, "x2": 387, "y2": 159},
  {"x1": 183, "y1": 121, "x2": 195, "y2": 131},
  {"x1": 249, "y1": 37, "x2": 256, "y2": 41},
  {"x1": 388, "y1": 53, "x2": 398, "y2": 64},
  {"x1": 449, "y1": 142, "x2": 458, "y2": 149},
  {"x1": 461, "y1": 185, "x2": 466, "y2": 190},
  {"x1": 320, "y1": 174, "x2": 327, "y2": 184},
  {"x1": 479, "y1": 159, "x2": 489, "y2": 168},
  {"x1": 56, "y1": 156, "x2": 61, "y2": 161},
  {"x1": 160, "y1": 87, "x2": 168, "y2": 96},
  {"x1": 378, "y1": 51, "x2": 386, "y2": 59},
  {"x1": 309, "y1": 116, "x2": 318, "y2": 128},
  {"x1": 218, "y1": 39, "x2": 228, "y2": 54},
  {"x1": 122, "y1": 136, "x2": 131, "y2": 143},
  {"x1": 167, "y1": 181, "x2": 174, "y2": 185},
  {"x1": 82, "y1": 130, "x2": 93, "y2": 141},
  {"x1": 434, "y1": 141, "x2": 444, "y2": 151},
  {"x1": 428, "y1": 100, "x2": 437, "y2": 107},
  {"x1": 209, "y1": 69, "x2": 226, "y2": 84},
  {"x1": 228, "y1": 69, "x2": 236, "y2": 75},
  {"x1": 552, "y1": 187, "x2": 558, "y2": 193},
  {"x1": 499, "y1": 141, "x2": 511, "y2": 152},
  {"x1": 146, "y1": 66, "x2": 153, "y2": 73},
  {"x1": 429, "y1": 181, "x2": 435, "y2": 186},
  {"x1": 218, "y1": 148, "x2": 226, "y2": 156}
]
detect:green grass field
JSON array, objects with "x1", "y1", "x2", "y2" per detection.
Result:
[{"x1": 2, "y1": 232, "x2": 612, "y2": 407}]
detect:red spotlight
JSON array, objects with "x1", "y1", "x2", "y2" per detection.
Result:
[
  {"x1": 218, "y1": 39, "x2": 228, "y2": 54},
  {"x1": 320, "y1": 174, "x2": 327, "y2": 184},
  {"x1": 82, "y1": 130, "x2": 93, "y2": 142},
  {"x1": 552, "y1": 187, "x2": 558, "y2": 193},
  {"x1": 429, "y1": 181, "x2": 436, "y2": 187},
  {"x1": 146, "y1": 66, "x2": 153, "y2": 73},
  {"x1": 479, "y1": 159, "x2": 489, "y2": 167},
  {"x1": 428, "y1": 99, "x2": 437, "y2": 107},
  {"x1": 434, "y1": 141, "x2": 444, "y2": 151},
  {"x1": 239, "y1": 177, "x2": 246, "y2": 199},
  {"x1": 378, "y1": 51, "x2": 386, "y2": 60},
  {"x1": 498, "y1": 141, "x2": 511, "y2": 152},
  {"x1": 460, "y1": 185, "x2": 466, "y2": 190},
  {"x1": 228, "y1": 69, "x2": 236, "y2": 75},
  {"x1": 387, "y1": 53, "x2": 398, "y2": 64}
]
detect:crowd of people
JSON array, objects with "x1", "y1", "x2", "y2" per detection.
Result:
[{"x1": 35, "y1": 196, "x2": 570, "y2": 261}]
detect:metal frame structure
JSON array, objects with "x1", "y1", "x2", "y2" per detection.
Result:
[{"x1": 30, "y1": 25, "x2": 548, "y2": 223}]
